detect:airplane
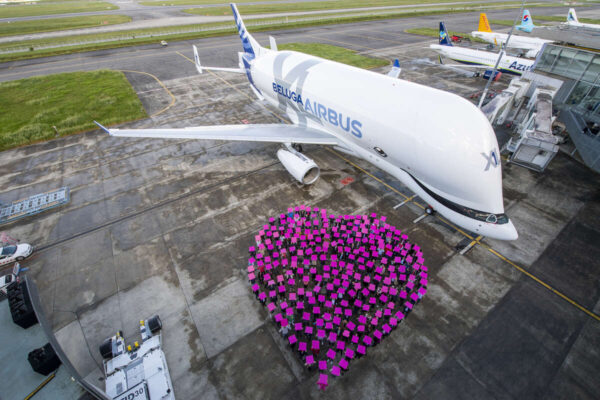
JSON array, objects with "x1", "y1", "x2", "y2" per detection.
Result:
[
  {"x1": 516, "y1": 9, "x2": 537, "y2": 33},
  {"x1": 95, "y1": 4, "x2": 519, "y2": 241},
  {"x1": 471, "y1": 13, "x2": 553, "y2": 58},
  {"x1": 565, "y1": 8, "x2": 600, "y2": 30},
  {"x1": 430, "y1": 22, "x2": 536, "y2": 76}
]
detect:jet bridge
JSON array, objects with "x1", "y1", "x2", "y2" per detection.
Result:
[
  {"x1": 506, "y1": 88, "x2": 560, "y2": 172},
  {"x1": 486, "y1": 73, "x2": 563, "y2": 172}
]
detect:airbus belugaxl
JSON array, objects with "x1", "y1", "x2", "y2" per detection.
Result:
[
  {"x1": 95, "y1": 3, "x2": 518, "y2": 240},
  {"x1": 471, "y1": 13, "x2": 553, "y2": 58},
  {"x1": 430, "y1": 22, "x2": 536, "y2": 76}
]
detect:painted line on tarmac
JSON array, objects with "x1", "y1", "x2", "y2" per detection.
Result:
[
  {"x1": 326, "y1": 147, "x2": 600, "y2": 322},
  {"x1": 119, "y1": 69, "x2": 176, "y2": 117}
]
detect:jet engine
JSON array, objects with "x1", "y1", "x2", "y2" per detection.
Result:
[{"x1": 276, "y1": 147, "x2": 320, "y2": 184}]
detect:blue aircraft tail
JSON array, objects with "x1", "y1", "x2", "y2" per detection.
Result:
[
  {"x1": 230, "y1": 3, "x2": 262, "y2": 58},
  {"x1": 516, "y1": 9, "x2": 535, "y2": 32},
  {"x1": 439, "y1": 22, "x2": 452, "y2": 46}
]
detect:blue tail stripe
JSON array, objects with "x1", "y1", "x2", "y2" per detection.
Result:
[{"x1": 230, "y1": 4, "x2": 255, "y2": 57}]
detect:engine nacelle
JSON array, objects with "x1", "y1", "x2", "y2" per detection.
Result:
[{"x1": 276, "y1": 148, "x2": 320, "y2": 184}]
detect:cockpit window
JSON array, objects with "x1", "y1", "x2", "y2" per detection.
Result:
[{"x1": 406, "y1": 172, "x2": 510, "y2": 225}]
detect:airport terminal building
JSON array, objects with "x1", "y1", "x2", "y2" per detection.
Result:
[{"x1": 534, "y1": 44, "x2": 600, "y2": 172}]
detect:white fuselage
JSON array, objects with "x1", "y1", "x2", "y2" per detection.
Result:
[
  {"x1": 565, "y1": 20, "x2": 600, "y2": 30},
  {"x1": 249, "y1": 49, "x2": 518, "y2": 240},
  {"x1": 471, "y1": 31, "x2": 553, "y2": 57},
  {"x1": 429, "y1": 44, "x2": 535, "y2": 75}
]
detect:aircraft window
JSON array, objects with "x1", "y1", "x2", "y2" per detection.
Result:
[
  {"x1": 373, "y1": 147, "x2": 387, "y2": 157},
  {"x1": 5, "y1": 275, "x2": 12, "y2": 283},
  {"x1": 406, "y1": 171, "x2": 510, "y2": 225}
]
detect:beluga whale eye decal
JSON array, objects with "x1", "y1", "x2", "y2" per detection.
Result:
[{"x1": 374, "y1": 147, "x2": 387, "y2": 157}]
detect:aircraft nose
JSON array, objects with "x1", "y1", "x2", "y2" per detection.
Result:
[
  {"x1": 503, "y1": 220, "x2": 519, "y2": 241},
  {"x1": 489, "y1": 220, "x2": 518, "y2": 241}
]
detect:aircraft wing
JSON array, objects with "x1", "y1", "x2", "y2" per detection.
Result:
[{"x1": 94, "y1": 121, "x2": 341, "y2": 145}]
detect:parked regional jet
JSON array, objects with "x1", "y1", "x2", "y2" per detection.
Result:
[
  {"x1": 430, "y1": 22, "x2": 536, "y2": 75},
  {"x1": 471, "y1": 13, "x2": 553, "y2": 58},
  {"x1": 565, "y1": 8, "x2": 600, "y2": 30},
  {"x1": 95, "y1": 4, "x2": 518, "y2": 240}
]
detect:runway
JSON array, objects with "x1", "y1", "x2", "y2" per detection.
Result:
[{"x1": 0, "y1": 7, "x2": 599, "y2": 400}]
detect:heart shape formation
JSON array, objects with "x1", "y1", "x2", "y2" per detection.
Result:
[{"x1": 247, "y1": 205, "x2": 428, "y2": 389}]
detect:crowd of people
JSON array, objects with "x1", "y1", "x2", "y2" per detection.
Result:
[{"x1": 247, "y1": 205, "x2": 428, "y2": 390}]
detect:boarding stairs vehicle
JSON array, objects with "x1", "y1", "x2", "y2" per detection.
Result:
[
  {"x1": 100, "y1": 315, "x2": 175, "y2": 400},
  {"x1": 0, "y1": 187, "x2": 70, "y2": 225}
]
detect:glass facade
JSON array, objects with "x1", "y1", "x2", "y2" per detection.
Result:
[{"x1": 535, "y1": 44, "x2": 600, "y2": 122}]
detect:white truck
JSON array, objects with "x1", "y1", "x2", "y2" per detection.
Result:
[
  {"x1": 99, "y1": 315, "x2": 175, "y2": 400},
  {"x1": 0, "y1": 262, "x2": 23, "y2": 301}
]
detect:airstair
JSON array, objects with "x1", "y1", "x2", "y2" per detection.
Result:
[{"x1": 0, "y1": 187, "x2": 70, "y2": 225}]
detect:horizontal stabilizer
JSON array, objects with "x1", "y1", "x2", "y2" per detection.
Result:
[
  {"x1": 387, "y1": 59, "x2": 401, "y2": 78},
  {"x1": 96, "y1": 123, "x2": 341, "y2": 145},
  {"x1": 192, "y1": 45, "x2": 245, "y2": 74}
]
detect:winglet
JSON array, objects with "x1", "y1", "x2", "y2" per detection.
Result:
[
  {"x1": 387, "y1": 59, "x2": 401, "y2": 78},
  {"x1": 269, "y1": 36, "x2": 277, "y2": 51},
  {"x1": 567, "y1": 8, "x2": 578, "y2": 23},
  {"x1": 193, "y1": 45, "x2": 203, "y2": 74},
  {"x1": 94, "y1": 121, "x2": 111, "y2": 135}
]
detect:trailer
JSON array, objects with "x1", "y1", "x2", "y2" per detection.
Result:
[
  {"x1": 0, "y1": 187, "x2": 70, "y2": 225},
  {"x1": 100, "y1": 315, "x2": 175, "y2": 400}
]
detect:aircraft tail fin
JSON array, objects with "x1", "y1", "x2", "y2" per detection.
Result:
[
  {"x1": 516, "y1": 9, "x2": 535, "y2": 32},
  {"x1": 230, "y1": 3, "x2": 263, "y2": 57},
  {"x1": 439, "y1": 22, "x2": 452, "y2": 46},
  {"x1": 567, "y1": 8, "x2": 578, "y2": 23},
  {"x1": 479, "y1": 13, "x2": 493, "y2": 32}
]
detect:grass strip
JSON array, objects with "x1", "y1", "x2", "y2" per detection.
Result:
[
  {"x1": 0, "y1": 4, "x2": 555, "y2": 63},
  {"x1": 0, "y1": 15, "x2": 131, "y2": 38},
  {"x1": 535, "y1": 15, "x2": 600, "y2": 24},
  {"x1": 0, "y1": 1, "x2": 117, "y2": 19},
  {"x1": 278, "y1": 43, "x2": 389, "y2": 69},
  {"x1": 489, "y1": 19, "x2": 518, "y2": 26},
  {"x1": 0, "y1": 70, "x2": 146, "y2": 151},
  {"x1": 139, "y1": 0, "x2": 284, "y2": 5},
  {"x1": 484, "y1": 18, "x2": 550, "y2": 27},
  {"x1": 404, "y1": 27, "x2": 487, "y2": 43},
  {"x1": 183, "y1": 0, "x2": 496, "y2": 16}
]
